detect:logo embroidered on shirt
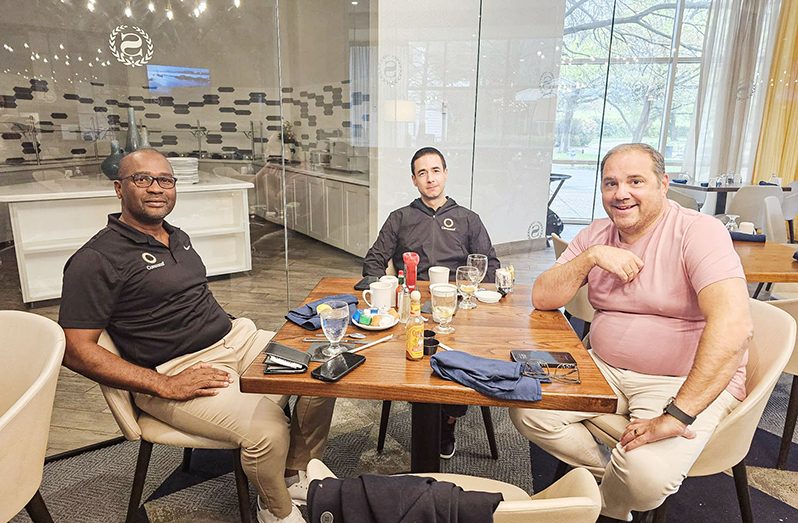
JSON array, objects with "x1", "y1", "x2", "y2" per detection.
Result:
[
  {"x1": 183, "y1": 244, "x2": 191, "y2": 250},
  {"x1": 441, "y1": 217, "x2": 456, "y2": 231},
  {"x1": 142, "y1": 251, "x2": 165, "y2": 270}
]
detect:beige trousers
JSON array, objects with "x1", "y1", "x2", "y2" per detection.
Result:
[
  {"x1": 510, "y1": 350, "x2": 739, "y2": 521},
  {"x1": 134, "y1": 318, "x2": 336, "y2": 518}
]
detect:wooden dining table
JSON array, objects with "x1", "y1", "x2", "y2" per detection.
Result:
[
  {"x1": 733, "y1": 241, "x2": 798, "y2": 297},
  {"x1": 240, "y1": 277, "x2": 617, "y2": 472}
]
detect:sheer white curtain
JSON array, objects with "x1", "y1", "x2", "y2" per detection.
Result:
[{"x1": 683, "y1": 0, "x2": 781, "y2": 196}]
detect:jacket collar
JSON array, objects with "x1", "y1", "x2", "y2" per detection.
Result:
[{"x1": 411, "y1": 196, "x2": 458, "y2": 216}]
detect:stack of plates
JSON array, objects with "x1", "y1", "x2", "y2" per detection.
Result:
[{"x1": 167, "y1": 157, "x2": 199, "y2": 184}]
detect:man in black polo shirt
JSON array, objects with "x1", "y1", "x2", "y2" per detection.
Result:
[{"x1": 59, "y1": 149, "x2": 328, "y2": 523}]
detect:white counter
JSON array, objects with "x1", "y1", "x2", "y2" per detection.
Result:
[{"x1": 2, "y1": 172, "x2": 253, "y2": 304}]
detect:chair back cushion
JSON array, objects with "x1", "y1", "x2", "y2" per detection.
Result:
[
  {"x1": 97, "y1": 331, "x2": 142, "y2": 441},
  {"x1": 691, "y1": 299, "x2": 795, "y2": 475},
  {"x1": 0, "y1": 311, "x2": 65, "y2": 522}
]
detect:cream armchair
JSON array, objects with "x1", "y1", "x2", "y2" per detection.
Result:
[
  {"x1": 0, "y1": 311, "x2": 65, "y2": 523},
  {"x1": 96, "y1": 331, "x2": 287, "y2": 523},
  {"x1": 306, "y1": 458, "x2": 601, "y2": 523},
  {"x1": 581, "y1": 299, "x2": 795, "y2": 522}
]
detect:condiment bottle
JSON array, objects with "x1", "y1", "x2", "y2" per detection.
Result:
[
  {"x1": 403, "y1": 251, "x2": 419, "y2": 291},
  {"x1": 398, "y1": 277, "x2": 411, "y2": 324},
  {"x1": 405, "y1": 290, "x2": 424, "y2": 360},
  {"x1": 396, "y1": 270, "x2": 405, "y2": 312}
]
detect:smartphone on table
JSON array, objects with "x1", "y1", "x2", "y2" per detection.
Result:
[{"x1": 311, "y1": 352, "x2": 366, "y2": 382}]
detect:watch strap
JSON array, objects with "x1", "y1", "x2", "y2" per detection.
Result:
[{"x1": 664, "y1": 399, "x2": 696, "y2": 426}]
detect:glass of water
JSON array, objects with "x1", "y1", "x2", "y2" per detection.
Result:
[
  {"x1": 320, "y1": 300, "x2": 350, "y2": 357},
  {"x1": 431, "y1": 283, "x2": 458, "y2": 334}
]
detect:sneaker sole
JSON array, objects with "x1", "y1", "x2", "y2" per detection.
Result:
[{"x1": 439, "y1": 443, "x2": 456, "y2": 459}]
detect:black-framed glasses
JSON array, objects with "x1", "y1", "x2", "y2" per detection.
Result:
[
  {"x1": 522, "y1": 360, "x2": 581, "y2": 384},
  {"x1": 119, "y1": 174, "x2": 177, "y2": 189}
]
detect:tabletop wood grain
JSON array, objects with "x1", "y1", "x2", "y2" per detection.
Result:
[
  {"x1": 241, "y1": 277, "x2": 618, "y2": 413},
  {"x1": 734, "y1": 241, "x2": 798, "y2": 283}
]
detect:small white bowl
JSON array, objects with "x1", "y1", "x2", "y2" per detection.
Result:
[{"x1": 475, "y1": 289, "x2": 502, "y2": 304}]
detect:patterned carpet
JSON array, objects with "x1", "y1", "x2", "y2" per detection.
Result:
[{"x1": 11, "y1": 389, "x2": 798, "y2": 522}]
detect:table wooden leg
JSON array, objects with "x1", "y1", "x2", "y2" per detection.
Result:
[{"x1": 411, "y1": 402, "x2": 441, "y2": 473}]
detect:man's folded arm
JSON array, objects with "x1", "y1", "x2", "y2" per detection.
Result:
[{"x1": 532, "y1": 250, "x2": 595, "y2": 310}]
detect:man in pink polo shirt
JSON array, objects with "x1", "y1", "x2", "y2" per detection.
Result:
[{"x1": 510, "y1": 143, "x2": 753, "y2": 522}]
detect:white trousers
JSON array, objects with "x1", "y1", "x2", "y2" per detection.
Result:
[{"x1": 509, "y1": 351, "x2": 739, "y2": 521}]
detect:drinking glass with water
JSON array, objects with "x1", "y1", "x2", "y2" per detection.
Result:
[{"x1": 320, "y1": 300, "x2": 350, "y2": 357}]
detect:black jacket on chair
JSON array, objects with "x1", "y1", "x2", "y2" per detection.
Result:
[{"x1": 308, "y1": 474, "x2": 503, "y2": 523}]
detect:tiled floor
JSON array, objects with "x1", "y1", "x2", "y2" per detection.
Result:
[{"x1": 0, "y1": 220, "x2": 559, "y2": 457}]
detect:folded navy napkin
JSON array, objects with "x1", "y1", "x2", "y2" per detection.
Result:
[
  {"x1": 671, "y1": 178, "x2": 688, "y2": 184},
  {"x1": 759, "y1": 180, "x2": 778, "y2": 186},
  {"x1": 429, "y1": 351, "x2": 542, "y2": 401},
  {"x1": 793, "y1": 250, "x2": 798, "y2": 262},
  {"x1": 286, "y1": 294, "x2": 359, "y2": 330},
  {"x1": 700, "y1": 182, "x2": 709, "y2": 187},
  {"x1": 730, "y1": 231, "x2": 766, "y2": 242}
]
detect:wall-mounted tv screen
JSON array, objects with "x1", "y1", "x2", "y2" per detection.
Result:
[{"x1": 147, "y1": 64, "x2": 210, "y2": 91}]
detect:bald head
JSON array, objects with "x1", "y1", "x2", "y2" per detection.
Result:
[{"x1": 118, "y1": 148, "x2": 173, "y2": 179}]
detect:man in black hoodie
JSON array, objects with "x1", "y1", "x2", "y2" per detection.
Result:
[
  {"x1": 362, "y1": 147, "x2": 501, "y2": 459},
  {"x1": 362, "y1": 147, "x2": 500, "y2": 282}
]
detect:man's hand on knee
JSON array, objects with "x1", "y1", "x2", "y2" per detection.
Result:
[
  {"x1": 157, "y1": 363, "x2": 234, "y2": 400},
  {"x1": 620, "y1": 415, "x2": 696, "y2": 452}
]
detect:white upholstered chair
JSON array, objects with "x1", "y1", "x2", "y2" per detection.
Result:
[
  {"x1": 725, "y1": 185, "x2": 785, "y2": 229},
  {"x1": 763, "y1": 196, "x2": 788, "y2": 244},
  {"x1": 580, "y1": 299, "x2": 795, "y2": 522},
  {"x1": 667, "y1": 188, "x2": 700, "y2": 210},
  {"x1": 551, "y1": 233, "x2": 595, "y2": 337},
  {"x1": 781, "y1": 193, "x2": 798, "y2": 243},
  {"x1": 306, "y1": 458, "x2": 601, "y2": 523},
  {"x1": 0, "y1": 311, "x2": 65, "y2": 523},
  {"x1": 761, "y1": 298, "x2": 798, "y2": 469},
  {"x1": 97, "y1": 331, "x2": 288, "y2": 523}
]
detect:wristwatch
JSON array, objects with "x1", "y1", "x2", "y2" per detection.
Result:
[{"x1": 663, "y1": 398, "x2": 696, "y2": 426}]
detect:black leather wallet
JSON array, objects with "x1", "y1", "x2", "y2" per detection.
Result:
[{"x1": 263, "y1": 342, "x2": 311, "y2": 374}]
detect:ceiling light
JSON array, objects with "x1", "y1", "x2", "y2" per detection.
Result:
[
  {"x1": 65, "y1": 61, "x2": 70, "y2": 65},
  {"x1": 43, "y1": 57, "x2": 48, "y2": 63},
  {"x1": 199, "y1": 1, "x2": 207, "y2": 13},
  {"x1": 148, "y1": 2, "x2": 155, "y2": 12},
  {"x1": 77, "y1": 56, "x2": 83, "y2": 61},
  {"x1": 54, "y1": 54, "x2": 59, "y2": 60},
  {"x1": 351, "y1": 1, "x2": 358, "y2": 4},
  {"x1": 166, "y1": 3, "x2": 174, "y2": 19},
  {"x1": 97, "y1": 48, "x2": 102, "y2": 53},
  {"x1": 125, "y1": 4, "x2": 133, "y2": 16},
  {"x1": 59, "y1": 43, "x2": 65, "y2": 50},
  {"x1": 87, "y1": 1, "x2": 95, "y2": 11},
  {"x1": 193, "y1": 6, "x2": 200, "y2": 16},
  {"x1": 23, "y1": 43, "x2": 29, "y2": 48},
  {"x1": 234, "y1": 0, "x2": 240, "y2": 6}
]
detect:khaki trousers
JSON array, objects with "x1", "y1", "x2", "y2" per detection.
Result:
[
  {"x1": 509, "y1": 350, "x2": 739, "y2": 521},
  {"x1": 135, "y1": 318, "x2": 336, "y2": 518}
]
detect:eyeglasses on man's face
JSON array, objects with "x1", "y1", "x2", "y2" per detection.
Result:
[{"x1": 119, "y1": 173, "x2": 177, "y2": 189}]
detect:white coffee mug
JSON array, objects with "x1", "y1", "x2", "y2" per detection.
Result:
[
  {"x1": 428, "y1": 266, "x2": 450, "y2": 285},
  {"x1": 379, "y1": 275, "x2": 399, "y2": 307},
  {"x1": 363, "y1": 281, "x2": 393, "y2": 310},
  {"x1": 738, "y1": 221, "x2": 755, "y2": 235}
]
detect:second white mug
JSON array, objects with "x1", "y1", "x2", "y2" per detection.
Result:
[
  {"x1": 428, "y1": 266, "x2": 450, "y2": 285},
  {"x1": 363, "y1": 281, "x2": 393, "y2": 310},
  {"x1": 379, "y1": 275, "x2": 399, "y2": 306}
]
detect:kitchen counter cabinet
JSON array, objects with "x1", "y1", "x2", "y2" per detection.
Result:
[
  {"x1": 0, "y1": 172, "x2": 252, "y2": 304},
  {"x1": 255, "y1": 163, "x2": 369, "y2": 257}
]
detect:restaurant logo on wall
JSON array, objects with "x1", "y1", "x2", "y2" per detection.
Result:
[{"x1": 109, "y1": 25, "x2": 154, "y2": 67}]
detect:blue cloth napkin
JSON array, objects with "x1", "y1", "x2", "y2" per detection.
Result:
[
  {"x1": 793, "y1": 250, "x2": 798, "y2": 262},
  {"x1": 286, "y1": 294, "x2": 359, "y2": 330},
  {"x1": 759, "y1": 180, "x2": 778, "y2": 186},
  {"x1": 671, "y1": 178, "x2": 688, "y2": 184},
  {"x1": 700, "y1": 182, "x2": 709, "y2": 187},
  {"x1": 730, "y1": 231, "x2": 766, "y2": 243},
  {"x1": 429, "y1": 351, "x2": 542, "y2": 401}
]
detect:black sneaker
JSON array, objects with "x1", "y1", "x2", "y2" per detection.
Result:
[{"x1": 440, "y1": 418, "x2": 456, "y2": 459}]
